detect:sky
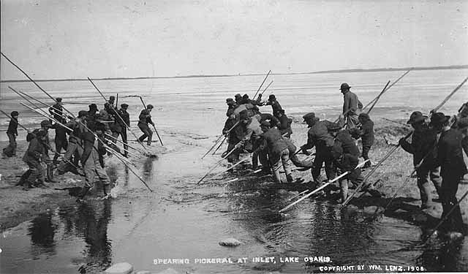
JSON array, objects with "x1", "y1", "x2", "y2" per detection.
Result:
[{"x1": 1, "y1": 0, "x2": 467, "y2": 80}]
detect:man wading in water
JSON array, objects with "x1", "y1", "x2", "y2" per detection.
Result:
[{"x1": 138, "y1": 104, "x2": 155, "y2": 145}]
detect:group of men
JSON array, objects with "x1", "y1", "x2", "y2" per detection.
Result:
[
  {"x1": 220, "y1": 83, "x2": 468, "y2": 235},
  {"x1": 220, "y1": 83, "x2": 375, "y2": 203},
  {"x1": 2, "y1": 96, "x2": 157, "y2": 202}
]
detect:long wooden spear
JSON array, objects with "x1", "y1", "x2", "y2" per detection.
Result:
[
  {"x1": 279, "y1": 160, "x2": 369, "y2": 213},
  {"x1": 202, "y1": 121, "x2": 240, "y2": 159},
  {"x1": 197, "y1": 140, "x2": 242, "y2": 184},
  {"x1": 252, "y1": 70, "x2": 271, "y2": 100}
]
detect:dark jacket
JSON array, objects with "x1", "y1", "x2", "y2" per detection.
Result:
[
  {"x1": 359, "y1": 120, "x2": 374, "y2": 147},
  {"x1": 400, "y1": 125, "x2": 438, "y2": 167},
  {"x1": 342, "y1": 91, "x2": 359, "y2": 116},
  {"x1": 81, "y1": 132, "x2": 107, "y2": 167},
  {"x1": 266, "y1": 100, "x2": 282, "y2": 114},
  {"x1": 303, "y1": 120, "x2": 337, "y2": 151},
  {"x1": 49, "y1": 103, "x2": 64, "y2": 123},
  {"x1": 23, "y1": 137, "x2": 45, "y2": 163},
  {"x1": 335, "y1": 130, "x2": 360, "y2": 157},
  {"x1": 277, "y1": 115, "x2": 293, "y2": 137},
  {"x1": 259, "y1": 128, "x2": 288, "y2": 161},
  {"x1": 260, "y1": 113, "x2": 280, "y2": 128},
  {"x1": 138, "y1": 109, "x2": 153, "y2": 125},
  {"x1": 436, "y1": 128, "x2": 467, "y2": 177},
  {"x1": 7, "y1": 118, "x2": 18, "y2": 135}
]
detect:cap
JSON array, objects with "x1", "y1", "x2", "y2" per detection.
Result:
[
  {"x1": 78, "y1": 110, "x2": 88, "y2": 118},
  {"x1": 226, "y1": 98, "x2": 235, "y2": 104},
  {"x1": 89, "y1": 104, "x2": 97, "y2": 110},
  {"x1": 303, "y1": 112, "x2": 317, "y2": 121},
  {"x1": 268, "y1": 94, "x2": 276, "y2": 101},
  {"x1": 147, "y1": 104, "x2": 154, "y2": 109},
  {"x1": 340, "y1": 83, "x2": 351, "y2": 91},
  {"x1": 40, "y1": 120, "x2": 52, "y2": 128},
  {"x1": 121, "y1": 103, "x2": 129, "y2": 108},
  {"x1": 406, "y1": 111, "x2": 427, "y2": 124},
  {"x1": 56, "y1": 97, "x2": 62, "y2": 102},
  {"x1": 429, "y1": 112, "x2": 450, "y2": 126},
  {"x1": 109, "y1": 96, "x2": 115, "y2": 101},
  {"x1": 11, "y1": 111, "x2": 19, "y2": 117}
]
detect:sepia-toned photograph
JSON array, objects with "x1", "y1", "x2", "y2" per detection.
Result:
[{"x1": 1, "y1": 0, "x2": 467, "y2": 273}]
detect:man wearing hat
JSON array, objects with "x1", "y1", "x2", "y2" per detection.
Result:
[
  {"x1": 115, "y1": 103, "x2": 130, "y2": 157},
  {"x1": 225, "y1": 98, "x2": 237, "y2": 117},
  {"x1": 266, "y1": 94, "x2": 283, "y2": 117},
  {"x1": 20, "y1": 129, "x2": 48, "y2": 190},
  {"x1": 275, "y1": 109, "x2": 293, "y2": 138},
  {"x1": 49, "y1": 98, "x2": 64, "y2": 123},
  {"x1": 399, "y1": 111, "x2": 441, "y2": 209},
  {"x1": 301, "y1": 112, "x2": 340, "y2": 185},
  {"x1": 340, "y1": 83, "x2": 362, "y2": 128},
  {"x1": 3, "y1": 111, "x2": 19, "y2": 157},
  {"x1": 39, "y1": 120, "x2": 58, "y2": 183},
  {"x1": 138, "y1": 104, "x2": 155, "y2": 145},
  {"x1": 431, "y1": 112, "x2": 467, "y2": 234},
  {"x1": 234, "y1": 94, "x2": 243, "y2": 105}
]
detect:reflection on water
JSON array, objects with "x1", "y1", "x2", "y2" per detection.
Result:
[{"x1": 28, "y1": 212, "x2": 57, "y2": 257}]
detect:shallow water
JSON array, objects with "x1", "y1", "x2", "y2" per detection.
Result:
[{"x1": 1, "y1": 69, "x2": 468, "y2": 273}]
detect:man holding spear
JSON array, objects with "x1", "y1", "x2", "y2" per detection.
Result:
[
  {"x1": 399, "y1": 111, "x2": 442, "y2": 209},
  {"x1": 431, "y1": 113, "x2": 467, "y2": 235}
]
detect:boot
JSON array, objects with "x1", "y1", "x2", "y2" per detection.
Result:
[
  {"x1": 46, "y1": 165, "x2": 57, "y2": 183},
  {"x1": 286, "y1": 174, "x2": 294, "y2": 184},
  {"x1": 16, "y1": 170, "x2": 32, "y2": 186},
  {"x1": 76, "y1": 186, "x2": 91, "y2": 203}
]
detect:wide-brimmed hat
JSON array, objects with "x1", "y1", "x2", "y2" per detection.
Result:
[
  {"x1": 429, "y1": 112, "x2": 450, "y2": 126},
  {"x1": 407, "y1": 111, "x2": 427, "y2": 124},
  {"x1": 340, "y1": 83, "x2": 351, "y2": 90}
]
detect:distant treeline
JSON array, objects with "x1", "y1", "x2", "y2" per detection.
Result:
[{"x1": 1, "y1": 65, "x2": 467, "y2": 83}]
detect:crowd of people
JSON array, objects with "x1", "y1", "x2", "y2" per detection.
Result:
[
  {"x1": 2, "y1": 82, "x2": 468, "y2": 235},
  {"x1": 2, "y1": 96, "x2": 156, "y2": 202},
  {"x1": 219, "y1": 83, "x2": 468, "y2": 235}
]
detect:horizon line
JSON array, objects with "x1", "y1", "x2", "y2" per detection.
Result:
[{"x1": 1, "y1": 64, "x2": 467, "y2": 83}]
